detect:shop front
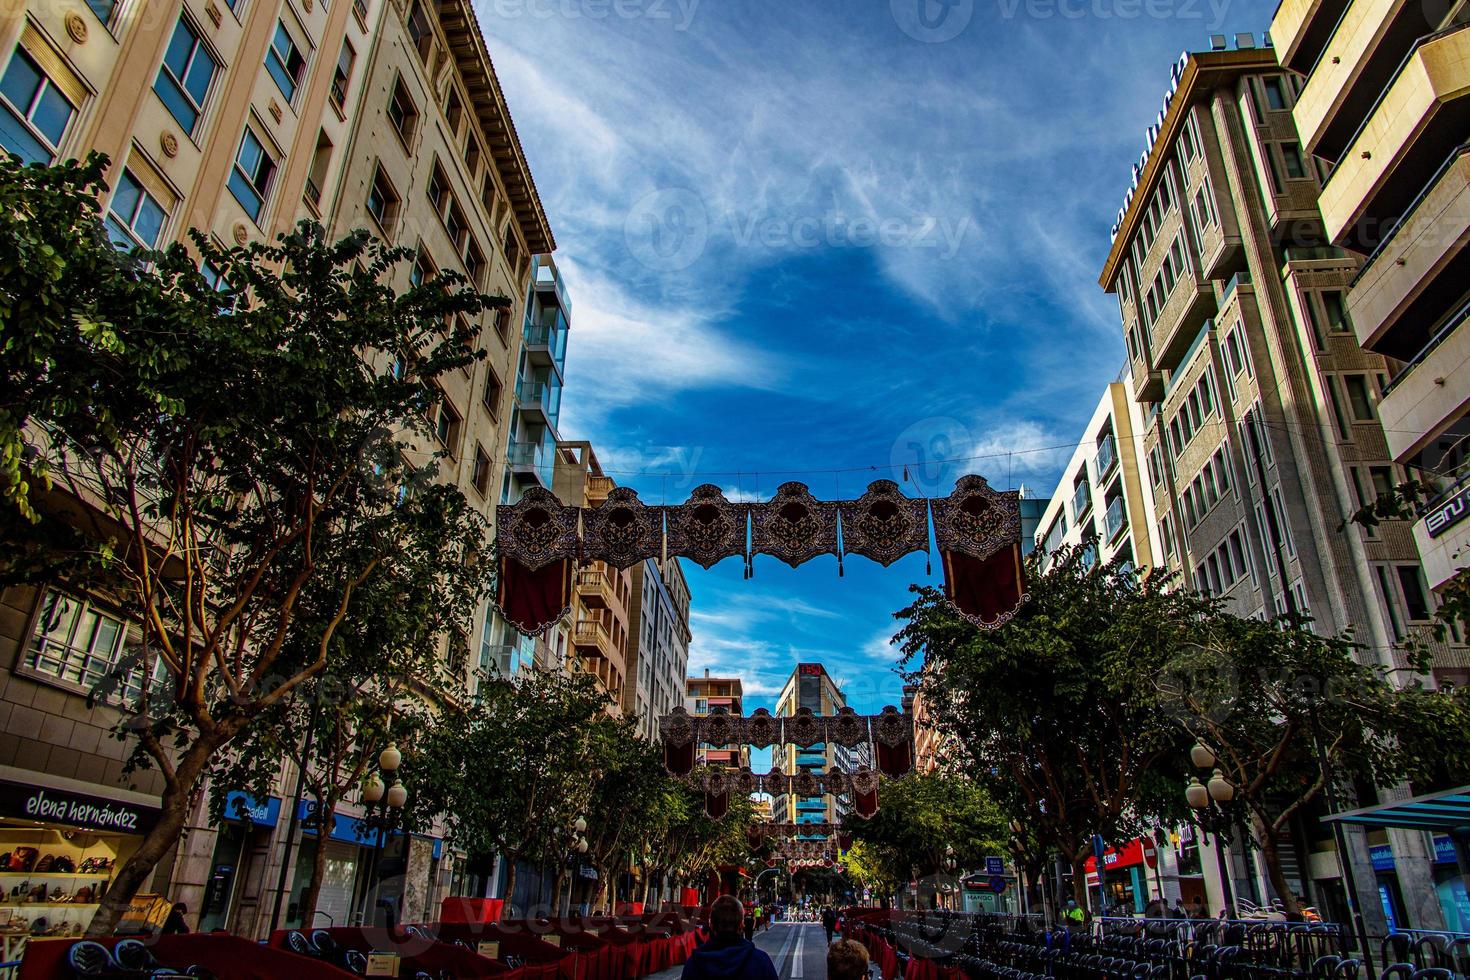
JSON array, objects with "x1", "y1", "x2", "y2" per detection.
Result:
[
  {"x1": 0, "y1": 768, "x2": 160, "y2": 944},
  {"x1": 198, "y1": 791, "x2": 282, "y2": 934},
  {"x1": 1375, "y1": 834, "x2": 1470, "y2": 931},
  {"x1": 1085, "y1": 838, "x2": 1158, "y2": 914}
]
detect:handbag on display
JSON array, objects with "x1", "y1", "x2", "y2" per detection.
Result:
[
  {"x1": 34, "y1": 854, "x2": 55, "y2": 873},
  {"x1": 27, "y1": 882, "x2": 48, "y2": 902},
  {"x1": 52, "y1": 856, "x2": 75, "y2": 873},
  {"x1": 72, "y1": 885, "x2": 93, "y2": 903},
  {"x1": 0, "y1": 852, "x2": 11, "y2": 871},
  {"x1": 10, "y1": 847, "x2": 37, "y2": 872}
]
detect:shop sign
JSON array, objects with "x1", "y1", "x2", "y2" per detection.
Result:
[
  {"x1": 223, "y1": 791, "x2": 280, "y2": 827},
  {"x1": 365, "y1": 952, "x2": 400, "y2": 976},
  {"x1": 2, "y1": 778, "x2": 159, "y2": 833},
  {"x1": 1425, "y1": 481, "x2": 1470, "y2": 539},
  {"x1": 1434, "y1": 835, "x2": 1458, "y2": 865},
  {"x1": 1369, "y1": 844, "x2": 1395, "y2": 872},
  {"x1": 1084, "y1": 837, "x2": 1156, "y2": 875}
]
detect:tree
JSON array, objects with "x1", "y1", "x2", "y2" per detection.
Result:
[
  {"x1": 1163, "y1": 612, "x2": 1470, "y2": 915},
  {"x1": 897, "y1": 545, "x2": 1200, "y2": 908},
  {"x1": 841, "y1": 772, "x2": 1007, "y2": 908},
  {"x1": 0, "y1": 156, "x2": 505, "y2": 934},
  {"x1": 411, "y1": 668, "x2": 614, "y2": 919},
  {"x1": 578, "y1": 725, "x2": 683, "y2": 912}
]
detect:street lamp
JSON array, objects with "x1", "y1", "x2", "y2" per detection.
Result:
[
  {"x1": 358, "y1": 742, "x2": 408, "y2": 926},
  {"x1": 1185, "y1": 745, "x2": 1236, "y2": 918}
]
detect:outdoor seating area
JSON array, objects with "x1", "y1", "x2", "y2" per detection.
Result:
[{"x1": 841, "y1": 909, "x2": 1470, "y2": 980}]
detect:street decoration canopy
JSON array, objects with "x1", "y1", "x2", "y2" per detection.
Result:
[{"x1": 494, "y1": 475, "x2": 1028, "y2": 634}]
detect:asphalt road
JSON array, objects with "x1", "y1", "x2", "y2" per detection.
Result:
[{"x1": 648, "y1": 922, "x2": 855, "y2": 979}]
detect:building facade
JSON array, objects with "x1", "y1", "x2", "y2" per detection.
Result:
[
  {"x1": 1268, "y1": 0, "x2": 1470, "y2": 599},
  {"x1": 1098, "y1": 36, "x2": 1459, "y2": 930},
  {"x1": 0, "y1": 0, "x2": 553, "y2": 940},
  {"x1": 685, "y1": 672, "x2": 749, "y2": 769},
  {"x1": 772, "y1": 663, "x2": 850, "y2": 828},
  {"x1": 625, "y1": 558, "x2": 692, "y2": 742},
  {"x1": 1035, "y1": 380, "x2": 1162, "y2": 572}
]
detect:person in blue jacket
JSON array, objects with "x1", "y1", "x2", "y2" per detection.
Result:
[{"x1": 683, "y1": 895, "x2": 778, "y2": 980}]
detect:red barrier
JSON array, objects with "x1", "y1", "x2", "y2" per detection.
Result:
[
  {"x1": 20, "y1": 933, "x2": 359, "y2": 980},
  {"x1": 442, "y1": 897, "x2": 506, "y2": 923},
  {"x1": 268, "y1": 925, "x2": 510, "y2": 977}
]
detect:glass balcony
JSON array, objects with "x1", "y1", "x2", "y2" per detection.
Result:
[
  {"x1": 531, "y1": 255, "x2": 571, "y2": 314},
  {"x1": 523, "y1": 307, "x2": 569, "y2": 370},
  {"x1": 515, "y1": 380, "x2": 561, "y2": 424},
  {"x1": 1072, "y1": 481, "x2": 1092, "y2": 520},
  {"x1": 1104, "y1": 496, "x2": 1129, "y2": 542},
  {"x1": 1095, "y1": 433, "x2": 1118, "y2": 480},
  {"x1": 508, "y1": 437, "x2": 554, "y2": 488}
]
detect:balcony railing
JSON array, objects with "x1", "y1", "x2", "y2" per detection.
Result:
[
  {"x1": 1095, "y1": 434, "x2": 1118, "y2": 480},
  {"x1": 576, "y1": 570, "x2": 616, "y2": 608},
  {"x1": 1353, "y1": 142, "x2": 1470, "y2": 285},
  {"x1": 508, "y1": 439, "x2": 553, "y2": 488},
  {"x1": 516, "y1": 381, "x2": 557, "y2": 416},
  {"x1": 1072, "y1": 482, "x2": 1092, "y2": 519},
  {"x1": 1382, "y1": 296, "x2": 1470, "y2": 397},
  {"x1": 574, "y1": 619, "x2": 612, "y2": 653},
  {"x1": 1104, "y1": 496, "x2": 1129, "y2": 542}
]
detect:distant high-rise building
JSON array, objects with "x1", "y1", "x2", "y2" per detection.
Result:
[
  {"x1": 773, "y1": 663, "x2": 849, "y2": 828},
  {"x1": 1270, "y1": 0, "x2": 1470, "y2": 601},
  {"x1": 626, "y1": 558, "x2": 692, "y2": 741},
  {"x1": 686, "y1": 671, "x2": 750, "y2": 768}
]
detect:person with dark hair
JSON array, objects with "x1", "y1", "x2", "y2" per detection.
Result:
[
  {"x1": 162, "y1": 902, "x2": 190, "y2": 935},
  {"x1": 827, "y1": 939, "x2": 869, "y2": 980},
  {"x1": 821, "y1": 906, "x2": 837, "y2": 945},
  {"x1": 682, "y1": 895, "x2": 778, "y2": 980}
]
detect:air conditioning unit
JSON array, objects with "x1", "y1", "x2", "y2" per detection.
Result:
[
  {"x1": 1209, "y1": 34, "x2": 1227, "y2": 50},
  {"x1": 1235, "y1": 32, "x2": 1257, "y2": 49}
]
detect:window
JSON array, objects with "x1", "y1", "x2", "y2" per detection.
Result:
[
  {"x1": 1263, "y1": 76, "x2": 1288, "y2": 111},
  {"x1": 1397, "y1": 565, "x2": 1430, "y2": 622},
  {"x1": 265, "y1": 21, "x2": 307, "y2": 104},
  {"x1": 26, "y1": 590, "x2": 154, "y2": 705},
  {"x1": 1281, "y1": 142, "x2": 1307, "y2": 180},
  {"x1": 1377, "y1": 566, "x2": 1405, "y2": 640},
  {"x1": 445, "y1": 201, "x2": 467, "y2": 250},
  {"x1": 471, "y1": 444, "x2": 490, "y2": 495},
  {"x1": 154, "y1": 17, "x2": 217, "y2": 137},
  {"x1": 482, "y1": 173, "x2": 499, "y2": 220},
  {"x1": 1325, "y1": 377, "x2": 1351, "y2": 438},
  {"x1": 465, "y1": 237, "x2": 486, "y2": 288},
  {"x1": 229, "y1": 126, "x2": 276, "y2": 222},
  {"x1": 407, "y1": 0, "x2": 433, "y2": 59},
  {"x1": 304, "y1": 129, "x2": 332, "y2": 208},
  {"x1": 106, "y1": 168, "x2": 168, "y2": 250},
  {"x1": 411, "y1": 248, "x2": 435, "y2": 288},
  {"x1": 330, "y1": 39, "x2": 355, "y2": 111},
  {"x1": 1322, "y1": 290, "x2": 1350, "y2": 332},
  {"x1": 464, "y1": 132, "x2": 481, "y2": 174},
  {"x1": 445, "y1": 87, "x2": 463, "y2": 133},
  {"x1": 388, "y1": 75, "x2": 418, "y2": 144},
  {"x1": 1, "y1": 47, "x2": 77, "y2": 164},
  {"x1": 503, "y1": 222, "x2": 521, "y2": 271},
  {"x1": 430, "y1": 392, "x2": 461, "y2": 452},
  {"x1": 1344, "y1": 374, "x2": 1375, "y2": 421},
  {"x1": 366, "y1": 164, "x2": 399, "y2": 229},
  {"x1": 493, "y1": 305, "x2": 511, "y2": 341},
  {"x1": 483, "y1": 368, "x2": 503, "y2": 417}
]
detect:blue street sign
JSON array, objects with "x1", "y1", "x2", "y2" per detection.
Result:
[
  {"x1": 988, "y1": 875, "x2": 1007, "y2": 893},
  {"x1": 985, "y1": 856, "x2": 1005, "y2": 875}
]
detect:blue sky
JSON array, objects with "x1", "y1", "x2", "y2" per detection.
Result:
[{"x1": 479, "y1": 0, "x2": 1275, "y2": 722}]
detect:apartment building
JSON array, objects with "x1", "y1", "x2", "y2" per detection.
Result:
[
  {"x1": 772, "y1": 663, "x2": 850, "y2": 829},
  {"x1": 1269, "y1": 0, "x2": 1470, "y2": 597},
  {"x1": 552, "y1": 441, "x2": 633, "y2": 708},
  {"x1": 503, "y1": 254, "x2": 568, "y2": 502},
  {"x1": 685, "y1": 671, "x2": 749, "y2": 769},
  {"x1": 625, "y1": 557, "x2": 692, "y2": 741},
  {"x1": 1035, "y1": 380, "x2": 1162, "y2": 571},
  {"x1": 1098, "y1": 36, "x2": 1456, "y2": 930},
  {"x1": 0, "y1": 0, "x2": 553, "y2": 939}
]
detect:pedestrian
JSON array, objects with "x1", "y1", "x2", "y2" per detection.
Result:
[
  {"x1": 681, "y1": 895, "x2": 778, "y2": 980},
  {"x1": 1190, "y1": 898, "x2": 1207, "y2": 920},
  {"x1": 827, "y1": 939, "x2": 870, "y2": 980},
  {"x1": 1170, "y1": 901, "x2": 1187, "y2": 920},
  {"x1": 1062, "y1": 899, "x2": 1085, "y2": 931},
  {"x1": 743, "y1": 902, "x2": 756, "y2": 942},
  {"x1": 161, "y1": 902, "x2": 190, "y2": 935},
  {"x1": 821, "y1": 906, "x2": 838, "y2": 945}
]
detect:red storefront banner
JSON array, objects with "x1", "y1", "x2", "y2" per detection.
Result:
[{"x1": 1084, "y1": 837, "x2": 1157, "y2": 882}]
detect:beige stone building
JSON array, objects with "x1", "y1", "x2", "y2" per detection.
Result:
[
  {"x1": 0, "y1": 0, "x2": 553, "y2": 941},
  {"x1": 1099, "y1": 37, "x2": 1459, "y2": 931},
  {"x1": 772, "y1": 663, "x2": 850, "y2": 826},
  {"x1": 1269, "y1": 0, "x2": 1470, "y2": 598},
  {"x1": 625, "y1": 557, "x2": 692, "y2": 741},
  {"x1": 684, "y1": 671, "x2": 748, "y2": 770}
]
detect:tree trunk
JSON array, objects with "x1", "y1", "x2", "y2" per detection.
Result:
[
  {"x1": 1254, "y1": 814, "x2": 1301, "y2": 916},
  {"x1": 87, "y1": 732, "x2": 227, "y2": 937},
  {"x1": 500, "y1": 859, "x2": 518, "y2": 922},
  {"x1": 298, "y1": 801, "x2": 338, "y2": 929}
]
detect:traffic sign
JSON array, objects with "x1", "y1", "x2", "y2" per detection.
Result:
[
  {"x1": 984, "y1": 856, "x2": 1005, "y2": 875},
  {"x1": 987, "y1": 875, "x2": 1007, "y2": 893}
]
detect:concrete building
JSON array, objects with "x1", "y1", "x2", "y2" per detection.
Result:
[
  {"x1": 0, "y1": 0, "x2": 552, "y2": 939},
  {"x1": 553, "y1": 442, "x2": 633, "y2": 706},
  {"x1": 1098, "y1": 36, "x2": 1459, "y2": 930},
  {"x1": 685, "y1": 671, "x2": 749, "y2": 770},
  {"x1": 1269, "y1": 0, "x2": 1470, "y2": 602},
  {"x1": 1034, "y1": 380, "x2": 1162, "y2": 571},
  {"x1": 773, "y1": 663, "x2": 850, "y2": 829},
  {"x1": 625, "y1": 558, "x2": 692, "y2": 742}
]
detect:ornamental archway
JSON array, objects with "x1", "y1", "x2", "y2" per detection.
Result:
[{"x1": 491, "y1": 473, "x2": 1028, "y2": 847}]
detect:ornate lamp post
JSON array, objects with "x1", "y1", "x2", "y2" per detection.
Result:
[
  {"x1": 358, "y1": 742, "x2": 408, "y2": 926},
  {"x1": 1185, "y1": 742, "x2": 1236, "y2": 917}
]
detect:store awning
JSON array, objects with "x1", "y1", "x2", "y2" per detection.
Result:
[{"x1": 1322, "y1": 785, "x2": 1470, "y2": 834}]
